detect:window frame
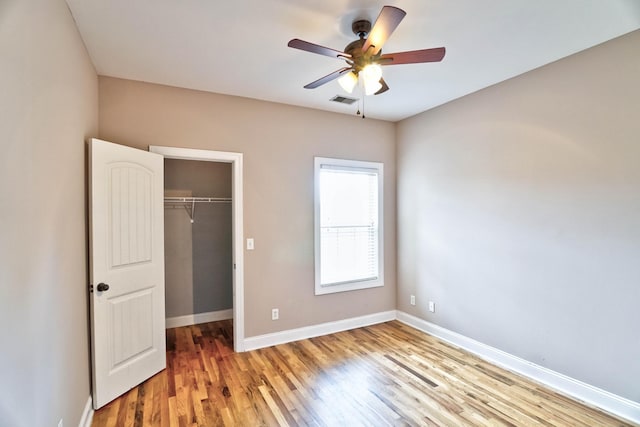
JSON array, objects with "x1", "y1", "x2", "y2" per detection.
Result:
[{"x1": 314, "y1": 156, "x2": 384, "y2": 295}]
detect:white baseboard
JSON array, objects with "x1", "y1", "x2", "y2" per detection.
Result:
[
  {"x1": 243, "y1": 310, "x2": 396, "y2": 351},
  {"x1": 396, "y1": 311, "x2": 640, "y2": 425},
  {"x1": 166, "y1": 309, "x2": 233, "y2": 329},
  {"x1": 78, "y1": 396, "x2": 93, "y2": 427}
]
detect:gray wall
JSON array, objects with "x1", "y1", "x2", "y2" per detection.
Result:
[
  {"x1": 0, "y1": 0, "x2": 98, "y2": 425},
  {"x1": 164, "y1": 159, "x2": 233, "y2": 317},
  {"x1": 396, "y1": 30, "x2": 640, "y2": 402},
  {"x1": 98, "y1": 77, "x2": 397, "y2": 337}
]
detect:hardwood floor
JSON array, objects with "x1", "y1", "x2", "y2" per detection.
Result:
[{"x1": 92, "y1": 320, "x2": 632, "y2": 427}]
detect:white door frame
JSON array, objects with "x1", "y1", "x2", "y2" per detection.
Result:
[{"x1": 149, "y1": 145, "x2": 245, "y2": 352}]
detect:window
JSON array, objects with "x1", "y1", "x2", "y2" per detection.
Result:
[{"x1": 314, "y1": 157, "x2": 383, "y2": 295}]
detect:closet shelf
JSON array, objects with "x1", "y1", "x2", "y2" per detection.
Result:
[{"x1": 164, "y1": 197, "x2": 231, "y2": 223}]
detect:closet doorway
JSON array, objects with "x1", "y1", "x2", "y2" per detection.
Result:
[{"x1": 149, "y1": 146, "x2": 245, "y2": 352}]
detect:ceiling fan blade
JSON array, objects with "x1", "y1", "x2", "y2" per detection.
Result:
[
  {"x1": 288, "y1": 39, "x2": 351, "y2": 59},
  {"x1": 378, "y1": 47, "x2": 446, "y2": 65},
  {"x1": 374, "y1": 78, "x2": 389, "y2": 95},
  {"x1": 361, "y1": 6, "x2": 406, "y2": 55},
  {"x1": 303, "y1": 67, "x2": 352, "y2": 89}
]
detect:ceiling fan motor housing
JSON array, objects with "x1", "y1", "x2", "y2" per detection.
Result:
[{"x1": 343, "y1": 21, "x2": 382, "y2": 75}]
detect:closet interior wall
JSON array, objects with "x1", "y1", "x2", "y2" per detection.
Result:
[{"x1": 164, "y1": 159, "x2": 233, "y2": 319}]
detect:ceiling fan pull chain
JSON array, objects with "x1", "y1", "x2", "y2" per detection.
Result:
[{"x1": 362, "y1": 93, "x2": 366, "y2": 119}]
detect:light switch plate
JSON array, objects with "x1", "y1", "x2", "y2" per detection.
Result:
[{"x1": 246, "y1": 238, "x2": 254, "y2": 250}]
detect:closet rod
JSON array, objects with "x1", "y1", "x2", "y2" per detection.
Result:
[
  {"x1": 163, "y1": 196, "x2": 231, "y2": 223},
  {"x1": 164, "y1": 196, "x2": 231, "y2": 203}
]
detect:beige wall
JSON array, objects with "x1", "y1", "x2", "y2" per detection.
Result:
[
  {"x1": 397, "y1": 30, "x2": 640, "y2": 401},
  {"x1": 99, "y1": 77, "x2": 397, "y2": 336},
  {"x1": 0, "y1": 0, "x2": 98, "y2": 425}
]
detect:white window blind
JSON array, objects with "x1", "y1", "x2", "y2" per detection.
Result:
[{"x1": 314, "y1": 157, "x2": 383, "y2": 295}]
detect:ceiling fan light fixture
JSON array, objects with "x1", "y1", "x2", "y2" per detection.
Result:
[
  {"x1": 338, "y1": 71, "x2": 358, "y2": 94},
  {"x1": 361, "y1": 63, "x2": 382, "y2": 82},
  {"x1": 364, "y1": 78, "x2": 383, "y2": 96},
  {"x1": 361, "y1": 63, "x2": 383, "y2": 95}
]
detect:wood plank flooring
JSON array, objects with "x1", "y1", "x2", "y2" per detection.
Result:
[{"x1": 92, "y1": 320, "x2": 633, "y2": 427}]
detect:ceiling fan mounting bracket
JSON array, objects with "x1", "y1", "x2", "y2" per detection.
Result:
[{"x1": 351, "y1": 20, "x2": 371, "y2": 38}]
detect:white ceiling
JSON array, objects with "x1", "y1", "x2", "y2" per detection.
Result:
[{"x1": 66, "y1": 0, "x2": 640, "y2": 122}]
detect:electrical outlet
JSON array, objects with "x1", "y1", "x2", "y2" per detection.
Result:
[
  {"x1": 271, "y1": 308, "x2": 279, "y2": 320},
  {"x1": 410, "y1": 295, "x2": 416, "y2": 306},
  {"x1": 428, "y1": 301, "x2": 435, "y2": 313}
]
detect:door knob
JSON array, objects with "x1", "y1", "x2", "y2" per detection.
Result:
[{"x1": 97, "y1": 283, "x2": 110, "y2": 292}]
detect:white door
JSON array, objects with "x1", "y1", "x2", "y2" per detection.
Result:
[{"x1": 89, "y1": 138, "x2": 166, "y2": 409}]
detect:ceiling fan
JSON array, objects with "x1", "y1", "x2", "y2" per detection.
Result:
[{"x1": 287, "y1": 5, "x2": 446, "y2": 96}]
